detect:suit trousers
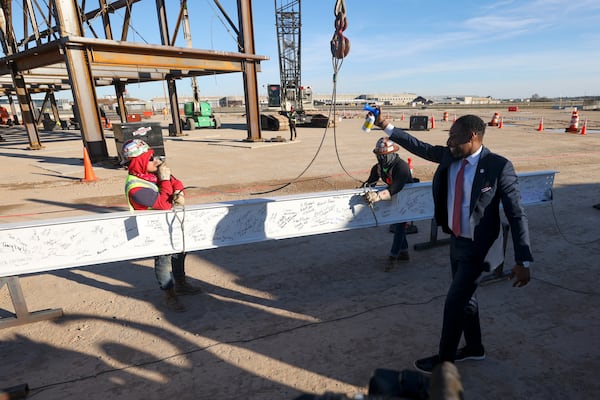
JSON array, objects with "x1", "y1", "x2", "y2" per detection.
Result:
[{"x1": 438, "y1": 236, "x2": 485, "y2": 361}]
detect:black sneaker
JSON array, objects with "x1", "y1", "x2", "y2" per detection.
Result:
[
  {"x1": 455, "y1": 346, "x2": 486, "y2": 362},
  {"x1": 414, "y1": 354, "x2": 440, "y2": 374}
]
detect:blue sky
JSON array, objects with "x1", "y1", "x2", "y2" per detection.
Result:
[{"x1": 47, "y1": 1, "x2": 600, "y2": 100}]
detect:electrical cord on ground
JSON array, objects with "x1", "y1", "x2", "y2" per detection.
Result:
[
  {"x1": 23, "y1": 270, "x2": 598, "y2": 398},
  {"x1": 549, "y1": 190, "x2": 600, "y2": 246},
  {"x1": 25, "y1": 292, "x2": 447, "y2": 398},
  {"x1": 532, "y1": 276, "x2": 599, "y2": 296}
]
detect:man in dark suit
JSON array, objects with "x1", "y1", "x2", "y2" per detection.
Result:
[{"x1": 374, "y1": 112, "x2": 533, "y2": 374}]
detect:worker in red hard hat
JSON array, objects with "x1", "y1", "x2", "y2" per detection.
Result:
[
  {"x1": 122, "y1": 139, "x2": 201, "y2": 312},
  {"x1": 363, "y1": 137, "x2": 415, "y2": 271}
]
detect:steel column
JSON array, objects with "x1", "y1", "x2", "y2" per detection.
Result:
[
  {"x1": 1, "y1": 3, "x2": 39, "y2": 146},
  {"x1": 54, "y1": 0, "x2": 108, "y2": 162},
  {"x1": 7, "y1": 94, "x2": 19, "y2": 124},
  {"x1": 237, "y1": 0, "x2": 262, "y2": 141},
  {"x1": 166, "y1": 76, "x2": 181, "y2": 135},
  {"x1": 12, "y1": 67, "x2": 41, "y2": 149},
  {"x1": 114, "y1": 80, "x2": 127, "y2": 123},
  {"x1": 48, "y1": 92, "x2": 62, "y2": 125},
  {"x1": 156, "y1": 0, "x2": 183, "y2": 136}
]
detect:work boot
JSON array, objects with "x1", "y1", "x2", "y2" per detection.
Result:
[
  {"x1": 175, "y1": 278, "x2": 202, "y2": 296},
  {"x1": 397, "y1": 251, "x2": 410, "y2": 262},
  {"x1": 165, "y1": 287, "x2": 186, "y2": 313},
  {"x1": 384, "y1": 256, "x2": 397, "y2": 272}
]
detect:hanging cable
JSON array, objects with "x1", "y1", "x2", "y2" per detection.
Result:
[
  {"x1": 251, "y1": 0, "x2": 359, "y2": 196},
  {"x1": 330, "y1": 0, "x2": 363, "y2": 185},
  {"x1": 205, "y1": 0, "x2": 244, "y2": 51},
  {"x1": 250, "y1": 120, "x2": 330, "y2": 195}
]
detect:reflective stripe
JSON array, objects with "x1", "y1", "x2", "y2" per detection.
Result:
[{"x1": 124, "y1": 175, "x2": 158, "y2": 211}]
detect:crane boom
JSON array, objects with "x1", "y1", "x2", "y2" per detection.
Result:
[
  {"x1": 274, "y1": 0, "x2": 301, "y2": 111},
  {"x1": 181, "y1": 0, "x2": 199, "y2": 107},
  {"x1": 263, "y1": 0, "x2": 326, "y2": 130}
]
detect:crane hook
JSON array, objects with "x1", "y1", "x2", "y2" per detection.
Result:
[{"x1": 331, "y1": 0, "x2": 350, "y2": 59}]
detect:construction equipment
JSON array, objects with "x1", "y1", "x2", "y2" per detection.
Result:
[
  {"x1": 180, "y1": 2, "x2": 220, "y2": 131},
  {"x1": 262, "y1": 0, "x2": 332, "y2": 131},
  {"x1": 182, "y1": 102, "x2": 221, "y2": 130}
]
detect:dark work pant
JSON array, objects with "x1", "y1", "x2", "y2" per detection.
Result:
[
  {"x1": 154, "y1": 252, "x2": 186, "y2": 290},
  {"x1": 438, "y1": 236, "x2": 484, "y2": 361},
  {"x1": 390, "y1": 222, "x2": 408, "y2": 257}
]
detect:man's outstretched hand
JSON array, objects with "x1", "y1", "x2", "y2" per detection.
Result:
[
  {"x1": 374, "y1": 106, "x2": 386, "y2": 129},
  {"x1": 510, "y1": 264, "x2": 531, "y2": 287}
]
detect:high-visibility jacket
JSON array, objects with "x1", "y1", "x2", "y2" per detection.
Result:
[{"x1": 124, "y1": 174, "x2": 159, "y2": 211}]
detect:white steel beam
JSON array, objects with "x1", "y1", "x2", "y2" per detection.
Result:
[{"x1": 0, "y1": 171, "x2": 555, "y2": 278}]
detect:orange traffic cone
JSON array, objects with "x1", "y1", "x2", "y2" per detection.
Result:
[
  {"x1": 498, "y1": 117, "x2": 504, "y2": 129},
  {"x1": 81, "y1": 147, "x2": 98, "y2": 182},
  {"x1": 565, "y1": 110, "x2": 579, "y2": 133},
  {"x1": 488, "y1": 112, "x2": 500, "y2": 126},
  {"x1": 580, "y1": 119, "x2": 587, "y2": 135},
  {"x1": 430, "y1": 115, "x2": 436, "y2": 129},
  {"x1": 401, "y1": 113, "x2": 405, "y2": 121},
  {"x1": 407, "y1": 157, "x2": 414, "y2": 178},
  {"x1": 536, "y1": 117, "x2": 544, "y2": 132}
]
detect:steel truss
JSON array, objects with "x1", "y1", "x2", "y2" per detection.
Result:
[{"x1": 0, "y1": 0, "x2": 267, "y2": 159}]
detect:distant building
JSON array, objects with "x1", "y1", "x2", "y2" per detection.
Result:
[
  {"x1": 219, "y1": 96, "x2": 244, "y2": 107},
  {"x1": 313, "y1": 92, "x2": 416, "y2": 106},
  {"x1": 583, "y1": 99, "x2": 600, "y2": 110},
  {"x1": 462, "y1": 96, "x2": 499, "y2": 105},
  {"x1": 411, "y1": 96, "x2": 431, "y2": 105}
]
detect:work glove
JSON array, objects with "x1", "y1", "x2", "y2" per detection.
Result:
[
  {"x1": 157, "y1": 164, "x2": 171, "y2": 181},
  {"x1": 364, "y1": 191, "x2": 380, "y2": 204},
  {"x1": 173, "y1": 190, "x2": 185, "y2": 206}
]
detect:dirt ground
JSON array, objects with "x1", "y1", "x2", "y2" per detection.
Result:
[{"x1": 1, "y1": 107, "x2": 600, "y2": 399}]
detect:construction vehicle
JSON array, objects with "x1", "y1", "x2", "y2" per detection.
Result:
[
  {"x1": 179, "y1": 3, "x2": 220, "y2": 131},
  {"x1": 182, "y1": 101, "x2": 221, "y2": 130},
  {"x1": 261, "y1": 0, "x2": 332, "y2": 131}
]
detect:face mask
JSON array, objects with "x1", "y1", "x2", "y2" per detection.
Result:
[{"x1": 377, "y1": 153, "x2": 397, "y2": 167}]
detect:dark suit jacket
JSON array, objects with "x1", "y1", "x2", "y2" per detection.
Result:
[{"x1": 389, "y1": 128, "x2": 533, "y2": 265}]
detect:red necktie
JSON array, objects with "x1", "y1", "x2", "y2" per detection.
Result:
[{"x1": 452, "y1": 159, "x2": 468, "y2": 236}]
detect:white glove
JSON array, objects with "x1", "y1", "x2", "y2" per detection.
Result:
[
  {"x1": 364, "y1": 191, "x2": 380, "y2": 204},
  {"x1": 173, "y1": 190, "x2": 185, "y2": 206},
  {"x1": 157, "y1": 164, "x2": 171, "y2": 181}
]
